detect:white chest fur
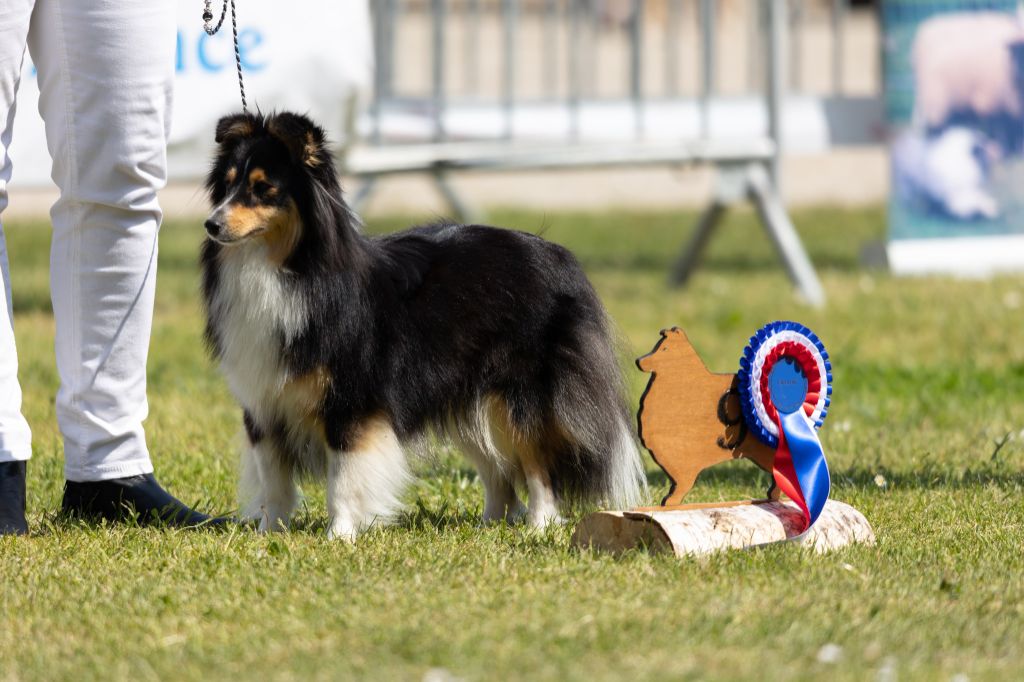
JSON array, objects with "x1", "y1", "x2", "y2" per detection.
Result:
[{"x1": 210, "y1": 243, "x2": 308, "y2": 423}]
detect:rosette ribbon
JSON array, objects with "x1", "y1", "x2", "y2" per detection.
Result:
[{"x1": 737, "y1": 321, "x2": 832, "y2": 531}]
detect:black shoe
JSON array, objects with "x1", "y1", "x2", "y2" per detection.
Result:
[
  {"x1": 62, "y1": 473, "x2": 228, "y2": 528},
  {"x1": 0, "y1": 461, "x2": 28, "y2": 536}
]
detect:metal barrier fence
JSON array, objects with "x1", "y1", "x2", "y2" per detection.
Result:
[
  {"x1": 367, "y1": 1, "x2": 868, "y2": 137},
  {"x1": 347, "y1": 1, "x2": 882, "y2": 306}
]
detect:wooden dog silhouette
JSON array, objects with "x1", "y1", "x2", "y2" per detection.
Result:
[{"x1": 636, "y1": 328, "x2": 777, "y2": 507}]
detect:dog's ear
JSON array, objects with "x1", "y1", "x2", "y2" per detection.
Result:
[
  {"x1": 215, "y1": 113, "x2": 257, "y2": 146},
  {"x1": 267, "y1": 112, "x2": 328, "y2": 168}
]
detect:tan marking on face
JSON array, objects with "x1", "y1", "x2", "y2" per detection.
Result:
[
  {"x1": 261, "y1": 199, "x2": 301, "y2": 264},
  {"x1": 248, "y1": 168, "x2": 279, "y2": 199},
  {"x1": 220, "y1": 198, "x2": 302, "y2": 263},
  {"x1": 225, "y1": 167, "x2": 237, "y2": 184},
  {"x1": 220, "y1": 204, "x2": 280, "y2": 241}
]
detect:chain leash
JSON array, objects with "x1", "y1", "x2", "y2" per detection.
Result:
[{"x1": 203, "y1": 0, "x2": 248, "y2": 112}]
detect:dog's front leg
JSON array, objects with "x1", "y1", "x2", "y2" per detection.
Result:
[
  {"x1": 251, "y1": 441, "x2": 297, "y2": 532},
  {"x1": 326, "y1": 416, "x2": 410, "y2": 541},
  {"x1": 325, "y1": 453, "x2": 358, "y2": 541}
]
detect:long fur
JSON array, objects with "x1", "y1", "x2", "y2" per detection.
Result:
[{"x1": 201, "y1": 111, "x2": 646, "y2": 537}]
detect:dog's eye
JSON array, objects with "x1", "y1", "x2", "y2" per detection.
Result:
[{"x1": 253, "y1": 181, "x2": 276, "y2": 198}]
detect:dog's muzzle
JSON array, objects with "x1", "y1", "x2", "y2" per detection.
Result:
[{"x1": 204, "y1": 215, "x2": 225, "y2": 239}]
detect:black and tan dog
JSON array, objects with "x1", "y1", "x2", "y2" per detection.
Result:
[{"x1": 201, "y1": 112, "x2": 645, "y2": 539}]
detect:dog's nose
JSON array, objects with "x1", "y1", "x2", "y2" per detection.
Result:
[{"x1": 204, "y1": 218, "x2": 222, "y2": 237}]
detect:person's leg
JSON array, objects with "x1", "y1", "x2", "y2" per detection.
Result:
[
  {"x1": 0, "y1": 0, "x2": 35, "y2": 536},
  {"x1": 28, "y1": 0, "x2": 220, "y2": 525}
]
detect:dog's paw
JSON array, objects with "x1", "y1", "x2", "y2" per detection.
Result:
[
  {"x1": 258, "y1": 515, "x2": 290, "y2": 533},
  {"x1": 505, "y1": 501, "x2": 528, "y2": 524},
  {"x1": 480, "y1": 499, "x2": 528, "y2": 526},
  {"x1": 326, "y1": 520, "x2": 358, "y2": 542},
  {"x1": 527, "y1": 510, "x2": 565, "y2": 529}
]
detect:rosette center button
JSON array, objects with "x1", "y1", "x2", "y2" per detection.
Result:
[{"x1": 768, "y1": 357, "x2": 808, "y2": 415}]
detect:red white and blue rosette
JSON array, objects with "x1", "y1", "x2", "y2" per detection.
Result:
[{"x1": 737, "y1": 321, "x2": 832, "y2": 531}]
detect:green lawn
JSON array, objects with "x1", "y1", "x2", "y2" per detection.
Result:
[{"x1": 1, "y1": 204, "x2": 1023, "y2": 681}]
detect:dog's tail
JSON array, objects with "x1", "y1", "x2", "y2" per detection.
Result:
[{"x1": 544, "y1": 316, "x2": 648, "y2": 510}]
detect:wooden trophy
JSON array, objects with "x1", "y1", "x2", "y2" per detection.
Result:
[
  {"x1": 571, "y1": 327, "x2": 875, "y2": 556},
  {"x1": 634, "y1": 327, "x2": 778, "y2": 510}
]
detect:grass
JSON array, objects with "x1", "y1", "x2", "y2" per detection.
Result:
[{"x1": 2, "y1": 203, "x2": 1023, "y2": 681}]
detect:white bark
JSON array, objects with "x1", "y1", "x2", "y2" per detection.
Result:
[{"x1": 571, "y1": 500, "x2": 874, "y2": 556}]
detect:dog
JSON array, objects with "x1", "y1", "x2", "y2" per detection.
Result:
[{"x1": 201, "y1": 112, "x2": 646, "y2": 539}]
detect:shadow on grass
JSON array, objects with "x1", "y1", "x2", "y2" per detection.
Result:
[{"x1": 399, "y1": 498, "x2": 477, "y2": 532}]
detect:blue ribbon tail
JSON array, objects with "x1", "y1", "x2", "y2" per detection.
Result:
[{"x1": 779, "y1": 410, "x2": 831, "y2": 528}]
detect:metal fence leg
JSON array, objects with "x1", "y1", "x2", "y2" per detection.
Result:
[
  {"x1": 432, "y1": 170, "x2": 482, "y2": 224},
  {"x1": 669, "y1": 200, "x2": 727, "y2": 287},
  {"x1": 670, "y1": 162, "x2": 826, "y2": 307},
  {"x1": 349, "y1": 177, "x2": 378, "y2": 216},
  {"x1": 670, "y1": 163, "x2": 747, "y2": 287},
  {"x1": 745, "y1": 164, "x2": 826, "y2": 307}
]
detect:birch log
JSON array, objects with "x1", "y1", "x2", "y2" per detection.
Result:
[{"x1": 571, "y1": 499, "x2": 874, "y2": 556}]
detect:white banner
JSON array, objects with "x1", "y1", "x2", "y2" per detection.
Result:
[
  {"x1": 884, "y1": 3, "x2": 1024, "y2": 276},
  {"x1": 8, "y1": 0, "x2": 372, "y2": 188}
]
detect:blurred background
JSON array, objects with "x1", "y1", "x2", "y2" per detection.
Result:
[
  {"x1": 7, "y1": 0, "x2": 884, "y2": 213},
  {"x1": 7, "y1": 0, "x2": 1024, "y2": 290}
]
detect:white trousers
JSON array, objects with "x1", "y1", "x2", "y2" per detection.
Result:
[{"x1": 0, "y1": 0, "x2": 176, "y2": 481}]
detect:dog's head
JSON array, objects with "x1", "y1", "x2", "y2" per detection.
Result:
[{"x1": 204, "y1": 111, "x2": 348, "y2": 265}]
